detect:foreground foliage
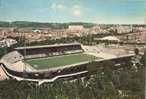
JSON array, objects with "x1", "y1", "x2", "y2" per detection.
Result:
[{"x1": 0, "y1": 63, "x2": 144, "y2": 99}]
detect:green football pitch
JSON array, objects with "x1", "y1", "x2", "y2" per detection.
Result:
[{"x1": 26, "y1": 53, "x2": 97, "y2": 69}]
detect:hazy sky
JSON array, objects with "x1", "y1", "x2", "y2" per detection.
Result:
[{"x1": 0, "y1": 0, "x2": 145, "y2": 24}]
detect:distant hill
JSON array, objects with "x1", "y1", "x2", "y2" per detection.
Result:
[
  {"x1": 0, "y1": 21, "x2": 11, "y2": 27},
  {"x1": 0, "y1": 21, "x2": 95, "y2": 29}
]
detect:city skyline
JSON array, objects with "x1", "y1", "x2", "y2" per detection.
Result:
[{"x1": 0, "y1": 0, "x2": 145, "y2": 24}]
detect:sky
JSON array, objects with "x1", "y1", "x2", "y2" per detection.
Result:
[{"x1": 0, "y1": 0, "x2": 145, "y2": 24}]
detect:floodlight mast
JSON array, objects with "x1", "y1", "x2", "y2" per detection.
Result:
[{"x1": 23, "y1": 34, "x2": 27, "y2": 77}]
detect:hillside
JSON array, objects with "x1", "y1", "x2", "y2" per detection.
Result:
[{"x1": 0, "y1": 21, "x2": 95, "y2": 29}]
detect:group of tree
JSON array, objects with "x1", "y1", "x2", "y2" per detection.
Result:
[
  {"x1": 0, "y1": 21, "x2": 95, "y2": 29},
  {"x1": 0, "y1": 60, "x2": 144, "y2": 99}
]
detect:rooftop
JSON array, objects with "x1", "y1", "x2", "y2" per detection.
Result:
[{"x1": 15, "y1": 43, "x2": 81, "y2": 50}]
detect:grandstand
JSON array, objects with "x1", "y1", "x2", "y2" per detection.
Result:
[
  {"x1": 0, "y1": 51, "x2": 35, "y2": 72},
  {"x1": 14, "y1": 43, "x2": 83, "y2": 59}
]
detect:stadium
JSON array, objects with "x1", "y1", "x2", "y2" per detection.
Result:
[{"x1": 0, "y1": 43, "x2": 135, "y2": 84}]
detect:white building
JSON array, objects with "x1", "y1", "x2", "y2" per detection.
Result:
[
  {"x1": 116, "y1": 25, "x2": 132, "y2": 33},
  {"x1": 32, "y1": 29, "x2": 42, "y2": 33},
  {"x1": 0, "y1": 38, "x2": 17, "y2": 47},
  {"x1": 68, "y1": 25, "x2": 84, "y2": 31},
  {"x1": 100, "y1": 36, "x2": 120, "y2": 42}
]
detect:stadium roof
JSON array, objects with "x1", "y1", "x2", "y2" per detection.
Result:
[{"x1": 15, "y1": 43, "x2": 81, "y2": 50}]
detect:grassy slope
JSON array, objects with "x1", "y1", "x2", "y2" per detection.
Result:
[{"x1": 26, "y1": 53, "x2": 97, "y2": 69}]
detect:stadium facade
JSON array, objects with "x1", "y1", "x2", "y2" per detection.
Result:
[{"x1": 0, "y1": 43, "x2": 138, "y2": 85}]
